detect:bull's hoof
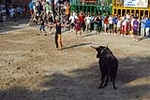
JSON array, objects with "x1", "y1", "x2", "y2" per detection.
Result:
[
  {"x1": 98, "y1": 86, "x2": 104, "y2": 89},
  {"x1": 113, "y1": 87, "x2": 117, "y2": 90}
]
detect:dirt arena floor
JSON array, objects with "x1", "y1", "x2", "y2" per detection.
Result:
[{"x1": 0, "y1": 22, "x2": 150, "y2": 100}]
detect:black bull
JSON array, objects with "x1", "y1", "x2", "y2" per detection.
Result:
[{"x1": 91, "y1": 45, "x2": 118, "y2": 89}]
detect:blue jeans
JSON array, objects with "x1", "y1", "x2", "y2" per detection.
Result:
[{"x1": 39, "y1": 25, "x2": 45, "y2": 31}]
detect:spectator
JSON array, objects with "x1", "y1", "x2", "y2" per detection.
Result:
[
  {"x1": 45, "y1": 2, "x2": 52, "y2": 15},
  {"x1": 108, "y1": 14, "x2": 114, "y2": 34},
  {"x1": 9, "y1": 7, "x2": 15, "y2": 21},
  {"x1": 69, "y1": 13, "x2": 76, "y2": 32},
  {"x1": 140, "y1": 15, "x2": 147, "y2": 38},
  {"x1": 84, "y1": 14, "x2": 90, "y2": 33},
  {"x1": 97, "y1": 15, "x2": 103, "y2": 33},
  {"x1": 0, "y1": 15, "x2": 3, "y2": 27},
  {"x1": 117, "y1": 17, "x2": 122, "y2": 35},
  {"x1": 47, "y1": 12, "x2": 54, "y2": 33},
  {"x1": 133, "y1": 17, "x2": 139, "y2": 41},
  {"x1": 121, "y1": 15, "x2": 128, "y2": 36},
  {"x1": 145, "y1": 17, "x2": 150, "y2": 38},
  {"x1": 64, "y1": 3, "x2": 70, "y2": 21},
  {"x1": 103, "y1": 16, "x2": 109, "y2": 34},
  {"x1": 75, "y1": 18, "x2": 82, "y2": 38},
  {"x1": 37, "y1": 17, "x2": 47, "y2": 36},
  {"x1": 113, "y1": 14, "x2": 118, "y2": 34},
  {"x1": 29, "y1": 1, "x2": 34, "y2": 15}
]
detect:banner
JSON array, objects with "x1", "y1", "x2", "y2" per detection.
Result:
[{"x1": 124, "y1": 0, "x2": 148, "y2": 8}]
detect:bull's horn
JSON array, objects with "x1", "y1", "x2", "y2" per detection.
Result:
[{"x1": 91, "y1": 45, "x2": 98, "y2": 49}]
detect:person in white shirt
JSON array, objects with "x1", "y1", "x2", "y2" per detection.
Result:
[
  {"x1": 108, "y1": 14, "x2": 114, "y2": 34},
  {"x1": 9, "y1": 7, "x2": 15, "y2": 20},
  {"x1": 121, "y1": 15, "x2": 128, "y2": 36},
  {"x1": 126, "y1": 13, "x2": 130, "y2": 19},
  {"x1": 117, "y1": 17, "x2": 122, "y2": 35},
  {"x1": 131, "y1": 16, "x2": 135, "y2": 34},
  {"x1": 84, "y1": 14, "x2": 91, "y2": 32},
  {"x1": 69, "y1": 13, "x2": 76, "y2": 32}
]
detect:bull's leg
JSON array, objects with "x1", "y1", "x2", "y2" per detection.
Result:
[
  {"x1": 99, "y1": 74, "x2": 106, "y2": 88},
  {"x1": 103, "y1": 75, "x2": 109, "y2": 87},
  {"x1": 99, "y1": 79, "x2": 105, "y2": 88},
  {"x1": 111, "y1": 77, "x2": 117, "y2": 90}
]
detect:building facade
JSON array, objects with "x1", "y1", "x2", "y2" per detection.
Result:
[{"x1": 112, "y1": 0, "x2": 150, "y2": 17}]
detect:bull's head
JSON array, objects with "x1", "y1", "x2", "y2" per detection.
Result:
[{"x1": 91, "y1": 45, "x2": 109, "y2": 58}]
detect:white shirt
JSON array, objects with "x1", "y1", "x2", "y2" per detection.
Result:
[
  {"x1": 9, "y1": 8, "x2": 15, "y2": 15},
  {"x1": 85, "y1": 16, "x2": 90, "y2": 24},
  {"x1": 117, "y1": 20, "x2": 122, "y2": 27},
  {"x1": 108, "y1": 16, "x2": 113, "y2": 24},
  {"x1": 122, "y1": 17, "x2": 127, "y2": 25},
  {"x1": 54, "y1": 0, "x2": 58, "y2": 5},
  {"x1": 126, "y1": 14, "x2": 130, "y2": 19},
  {"x1": 46, "y1": 0, "x2": 52, "y2": 4},
  {"x1": 69, "y1": 16, "x2": 75, "y2": 23}
]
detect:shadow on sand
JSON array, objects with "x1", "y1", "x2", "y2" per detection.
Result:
[
  {"x1": 63, "y1": 42, "x2": 92, "y2": 50},
  {"x1": 0, "y1": 56, "x2": 150, "y2": 100}
]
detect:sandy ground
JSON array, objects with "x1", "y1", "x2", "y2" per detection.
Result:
[{"x1": 0, "y1": 21, "x2": 150, "y2": 100}]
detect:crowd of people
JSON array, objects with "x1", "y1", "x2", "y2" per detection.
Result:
[
  {"x1": 0, "y1": 3, "x2": 27, "y2": 23},
  {"x1": 28, "y1": 0, "x2": 150, "y2": 50},
  {"x1": 2, "y1": 0, "x2": 150, "y2": 50}
]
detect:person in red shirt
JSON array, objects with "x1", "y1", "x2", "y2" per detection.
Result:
[
  {"x1": 103, "y1": 16, "x2": 109, "y2": 34},
  {"x1": 78, "y1": 11, "x2": 85, "y2": 32},
  {"x1": 75, "y1": 18, "x2": 82, "y2": 38}
]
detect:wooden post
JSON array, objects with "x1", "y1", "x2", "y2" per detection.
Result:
[
  {"x1": 148, "y1": 10, "x2": 150, "y2": 17},
  {"x1": 112, "y1": 0, "x2": 115, "y2": 15},
  {"x1": 116, "y1": 8, "x2": 118, "y2": 15}
]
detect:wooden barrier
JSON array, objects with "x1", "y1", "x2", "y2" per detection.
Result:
[{"x1": 112, "y1": 7, "x2": 150, "y2": 17}]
